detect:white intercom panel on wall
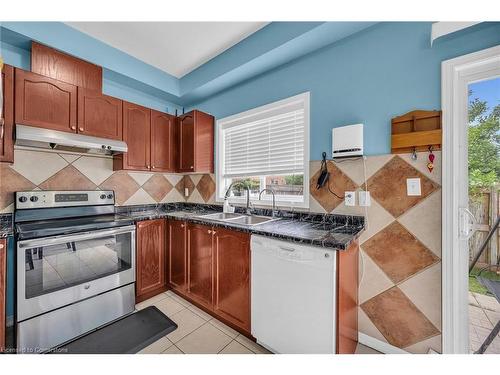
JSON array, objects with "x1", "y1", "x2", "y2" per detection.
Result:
[{"x1": 332, "y1": 123, "x2": 364, "y2": 158}]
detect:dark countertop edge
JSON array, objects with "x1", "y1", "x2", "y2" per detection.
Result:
[{"x1": 124, "y1": 211, "x2": 364, "y2": 251}]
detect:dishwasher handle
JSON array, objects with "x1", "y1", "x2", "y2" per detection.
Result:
[{"x1": 279, "y1": 246, "x2": 296, "y2": 252}]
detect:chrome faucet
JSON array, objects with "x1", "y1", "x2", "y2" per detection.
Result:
[
  {"x1": 259, "y1": 188, "x2": 277, "y2": 218},
  {"x1": 224, "y1": 181, "x2": 252, "y2": 215}
]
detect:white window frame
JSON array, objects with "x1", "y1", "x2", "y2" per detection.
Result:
[{"x1": 215, "y1": 92, "x2": 310, "y2": 209}]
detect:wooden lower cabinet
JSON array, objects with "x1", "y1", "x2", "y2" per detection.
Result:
[
  {"x1": 0, "y1": 238, "x2": 6, "y2": 352},
  {"x1": 213, "y1": 228, "x2": 250, "y2": 331},
  {"x1": 336, "y1": 240, "x2": 359, "y2": 354},
  {"x1": 136, "y1": 219, "x2": 167, "y2": 302},
  {"x1": 186, "y1": 223, "x2": 214, "y2": 308},
  {"x1": 168, "y1": 221, "x2": 251, "y2": 334},
  {"x1": 167, "y1": 220, "x2": 187, "y2": 291}
]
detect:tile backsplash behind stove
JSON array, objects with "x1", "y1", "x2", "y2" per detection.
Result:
[
  {"x1": 0, "y1": 147, "x2": 442, "y2": 354},
  {"x1": 0, "y1": 148, "x2": 207, "y2": 211}
]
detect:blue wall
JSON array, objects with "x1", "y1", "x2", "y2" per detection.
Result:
[{"x1": 191, "y1": 22, "x2": 500, "y2": 158}]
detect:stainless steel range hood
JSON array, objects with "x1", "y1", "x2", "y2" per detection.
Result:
[{"x1": 15, "y1": 125, "x2": 128, "y2": 155}]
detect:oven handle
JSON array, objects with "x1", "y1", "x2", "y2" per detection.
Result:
[{"x1": 17, "y1": 225, "x2": 137, "y2": 249}]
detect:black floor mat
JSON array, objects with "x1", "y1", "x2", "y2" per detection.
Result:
[{"x1": 53, "y1": 306, "x2": 178, "y2": 354}]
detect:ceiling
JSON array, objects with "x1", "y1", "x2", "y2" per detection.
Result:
[{"x1": 65, "y1": 22, "x2": 268, "y2": 78}]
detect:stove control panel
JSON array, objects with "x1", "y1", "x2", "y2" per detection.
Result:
[{"x1": 15, "y1": 190, "x2": 115, "y2": 209}]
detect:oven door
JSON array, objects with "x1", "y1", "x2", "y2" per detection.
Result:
[{"x1": 17, "y1": 225, "x2": 136, "y2": 322}]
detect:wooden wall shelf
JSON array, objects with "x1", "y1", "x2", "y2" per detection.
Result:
[{"x1": 391, "y1": 110, "x2": 442, "y2": 154}]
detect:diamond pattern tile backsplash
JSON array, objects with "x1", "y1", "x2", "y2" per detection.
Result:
[
  {"x1": 0, "y1": 149, "x2": 217, "y2": 212},
  {"x1": 0, "y1": 148, "x2": 442, "y2": 354}
]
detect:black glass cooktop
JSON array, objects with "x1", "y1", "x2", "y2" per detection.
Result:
[{"x1": 15, "y1": 214, "x2": 134, "y2": 240}]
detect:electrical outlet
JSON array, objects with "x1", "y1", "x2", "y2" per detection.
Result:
[
  {"x1": 359, "y1": 191, "x2": 371, "y2": 206},
  {"x1": 407, "y1": 178, "x2": 421, "y2": 196},
  {"x1": 345, "y1": 191, "x2": 356, "y2": 206}
]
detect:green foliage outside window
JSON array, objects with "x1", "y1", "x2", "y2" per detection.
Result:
[{"x1": 468, "y1": 90, "x2": 500, "y2": 198}]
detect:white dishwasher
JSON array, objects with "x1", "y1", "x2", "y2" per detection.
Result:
[{"x1": 251, "y1": 235, "x2": 337, "y2": 354}]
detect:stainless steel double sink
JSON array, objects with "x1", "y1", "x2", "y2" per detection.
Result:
[{"x1": 196, "y1": 212, "x2": 278, "y2": 226}]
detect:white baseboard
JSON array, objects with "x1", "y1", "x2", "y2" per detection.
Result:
[{"x1": 358, "y1": 332, "x2": 408, "y2": 354}]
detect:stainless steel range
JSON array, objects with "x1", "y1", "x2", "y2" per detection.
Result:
[{"x1": 14, "y1": 190, "x2": 136, "y2": 353}]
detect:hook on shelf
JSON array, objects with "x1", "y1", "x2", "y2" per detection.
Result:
[{"x1": 411, "y1": 147, "x2": 418, "y2": 160}]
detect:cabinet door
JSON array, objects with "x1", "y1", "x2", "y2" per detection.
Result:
[
  {"x1": 0, "y1": 239, "x2": 6, "y2": 352},
  {"x1": 213, "y1": 228, "x2": 250, "y2": 331},
  {"x1": 193, "y1": 110, "x2": 214, "y2": 173},
  {"x1": 178, "y1": 112, "x2": 195, "y2": 172},
  {"x1": 136, "y1": 219, "x2": 166, "y2": 299},
  {"x1": 336, "y1": 241, "x2": 359, "y2": 354},
  {"x1": 120, "y1": 102, "x2": 151, "y2": 171},
  {"x1": 15, "y1": 69, "x2": 77, "y2": 133},
  {"x1": 1, "y1": 65, "x2": 14, "y2": 163},
  {"x1": 187, "y1": 223, "x2": 213, "y2": 307},
  {"x1": 151, "y1": 109, "x2": 176, "y2": 172},
  {"x1": 77, "y1": 88, "x2": 122, "y2": 140},
  {"x1": 167, "y1": 220, "x2": 187, "y2": 291}
]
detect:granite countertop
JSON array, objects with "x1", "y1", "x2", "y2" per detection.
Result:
[
  {"x1": 118, "y1": 204, "x2": 364, "y2": 250},
  {"x1": 4, "y1": 203, "x2": 365, "y2": 250},
  {"x1": 0, "y1": 214, "x2": 13, "y2": 238}
]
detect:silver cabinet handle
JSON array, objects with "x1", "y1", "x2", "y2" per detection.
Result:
[{"x1": 279, "y1": 246, "x2": 296, "y2": 252}]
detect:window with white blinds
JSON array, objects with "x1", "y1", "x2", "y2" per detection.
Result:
[{"x1": 216, "y1": 92, "x2": 310, "y2": 207}]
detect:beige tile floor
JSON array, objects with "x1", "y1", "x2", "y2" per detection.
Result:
[
  {"x1": 469, "y1": 292, "x2": 500, "y2": 354},
  {"x1": 136, "y1": 290, "x2": 379, "y2": 354}
]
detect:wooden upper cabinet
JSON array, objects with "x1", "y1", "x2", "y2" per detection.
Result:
[
  {"x1": 1, "y1": 64, "x2": 14, "y2": 163},
  {"x1": 213, "y1": 228, "x2": 251, "y2": 331},
  {"x1": 77, "y1": 88, "x2": 122, "y2": 139},
  {"x1": 31, "y1": 42, "x2": 102, "y2": 91},
  {"x1": 178, "y1": 112, "x2": 195, "y2": 172},
  {"x1": 136, "y1": 219, "x2": 166, "y2": 300},
  {"x1": 187, "y1": 223, "x2": 214, "y2": 307},
  {"x1": 0, "y1": 238, "x2": 6, "y2": 352},
  {"x1": 15, "y1": 69, "x2": 77, "y2": 133},
  {"x1": 178, "y1": 110, "x2": 214, "y2": 173},
  {"x1": 114, "y1": 101, "x2": 151, "y2": 171},
  {"x1": 167, "y1": 220, "x2": 187, "y2": 291},
  {"x1": 151, "y1": 109, "x2": 177, "y2": 172}
]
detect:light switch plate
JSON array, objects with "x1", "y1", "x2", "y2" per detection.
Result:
[
  {"x1": 407, "y1": 178, "x2": 421, "y2": 196},
  {"x1": 345, "y1": 191, "x2": 356, "y2": 206},
  {"x1": 184, "y1": 187, "x2": 189, "y2": 197},
  {"x1": 359, "y1": 191, "x2": 371, "y2": 206}
]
